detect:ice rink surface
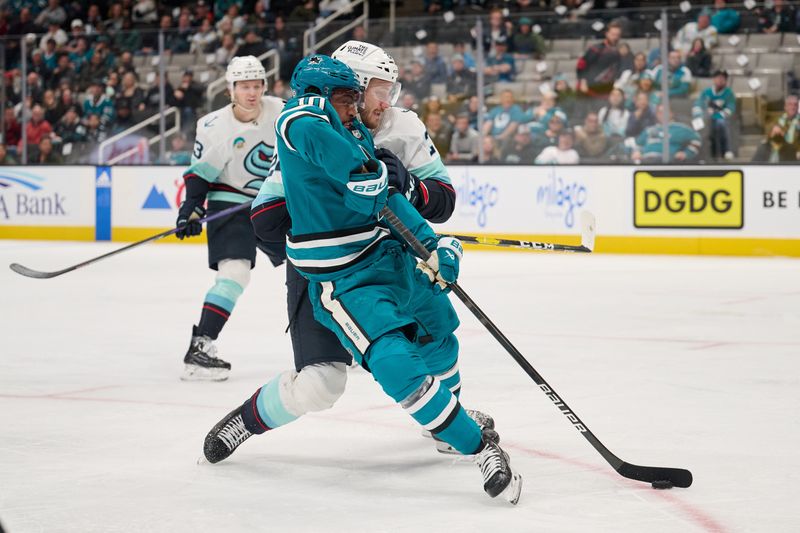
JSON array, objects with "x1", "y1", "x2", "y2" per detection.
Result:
[{"x1": 1, "y1": 240, "x2": 798, "y2": 533}]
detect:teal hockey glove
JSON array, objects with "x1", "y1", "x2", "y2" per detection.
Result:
[
  {"x1": 416, "y1": 236, "x2": 463, "y2": 293},
  {"x1": 344, "y1": 159, "x2": 389, "y2": 216}
]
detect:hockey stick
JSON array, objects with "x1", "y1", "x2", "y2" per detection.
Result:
[
  {"x1": 9, "y1": 201, "x2": 251, "y2": 279},
  {"x1": 441, "y1": 211, "x2": 596, "y2": 253},
  {"x1": 380, "y1": 206, "x2": 692, "y2": 489}
]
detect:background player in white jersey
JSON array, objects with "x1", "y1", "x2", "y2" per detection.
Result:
[{"x1": 176, "y1": 56, "x2": 284, "y2": 381}]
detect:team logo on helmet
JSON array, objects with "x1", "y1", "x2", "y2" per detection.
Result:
[{"x1": 244, "y1": 141, "x2": 274, "y2": 179}]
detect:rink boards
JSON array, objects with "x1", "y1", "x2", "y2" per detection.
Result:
[{"x1": 0, "y1": 164, "x2": 798, "y2": 257}]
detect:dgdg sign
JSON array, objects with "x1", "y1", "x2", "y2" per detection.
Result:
[{"x1": 634, "y1": 170, "x2": 743, "y2": 229}]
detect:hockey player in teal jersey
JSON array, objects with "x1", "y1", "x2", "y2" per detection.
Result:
[{"x1": 203, "y1": 55, "x2": 522, "y2": 504}]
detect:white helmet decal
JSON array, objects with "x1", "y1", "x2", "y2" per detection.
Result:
[
  {"x1": 332, "y1": 41, "x2": 400, "y2": 104},
  {"x1": 226, "y1": 55, "x2": 267, "y2": 96}
]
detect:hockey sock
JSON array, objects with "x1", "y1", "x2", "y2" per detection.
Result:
[
  {"x1": 197, "y1": 278, "x2": 244, "y2": 339},
  {"x1": 240, "y1": 388, "x2": 271, "y2": 435},
  {"x1": 368, "y1": 332, "x2": 481, "y2": 455},
  {"x1": 251, "y1": 373, "x2": 300, "y2": 430}
]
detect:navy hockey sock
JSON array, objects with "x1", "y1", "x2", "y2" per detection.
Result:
[
  {"x1": 241, "y1": 388, "x2": 271, "y2": 435},
  {"x1": 197, "y1": 278, "x2": 244, "y2": 339}
]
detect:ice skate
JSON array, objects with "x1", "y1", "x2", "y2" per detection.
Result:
[
  {"x1": 203, "y1": 405, "x2": 253, "y2": 464},
  {"x1": 181, "y1": 326, "x2": 231, "y2": 381},
  {"x1": 474, "y1": 433, "x2": 523, "y2": 505},
  {"x1": 425, "y1": 409, "x2": 496, "y2": 454}
]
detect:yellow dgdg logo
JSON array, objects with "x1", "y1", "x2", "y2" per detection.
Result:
[{"x1": 633, "y1": 170, "x2": 744, "y2": 229}]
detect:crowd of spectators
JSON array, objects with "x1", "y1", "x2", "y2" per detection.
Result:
[{"x1": 2, "y1": 0, "x2": 800, "y2": 165}]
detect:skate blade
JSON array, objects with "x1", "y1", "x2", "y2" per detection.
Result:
[
  {"x1": 500, "y1": 472, "x2": 523, "y2": 505},
  {"x1": 181, "y1": 365, "x2": 230, "y2": 382},
  {"x1": 421, "y1": 429, "x2": 433, "y2": 439}
]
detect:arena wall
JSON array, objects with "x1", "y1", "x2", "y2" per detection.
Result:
[{"x1": 1, "y1": 165, "x2": 798, "y2": 257}]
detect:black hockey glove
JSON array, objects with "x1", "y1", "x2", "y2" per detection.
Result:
[
  {"x1": 374, "y1": 147, "x2": 421, "y2": 207},
  {"x1": 175, "y1": 202, "x2": 206, "y2": 239}
]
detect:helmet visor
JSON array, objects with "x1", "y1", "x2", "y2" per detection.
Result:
[{"x1": 369, "y1": 81, "x2": 402, "y2": 106}]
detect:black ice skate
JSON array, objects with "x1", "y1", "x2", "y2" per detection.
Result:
[
  {"x1": 428, "y1": 409, "x2": 496, "y2": 454},
  {"x1": 474, "y1": 432, "x2": 523, "y2": 505},
  {"x1": 181, "y1": 326, "x2": 231, "y2": 381},
  {"x1": 203, "y1": 405, "x2": 253, "y2": 464}
]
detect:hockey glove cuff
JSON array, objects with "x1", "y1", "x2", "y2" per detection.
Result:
[
  {"x1": 176, "y1": 203, "x2": 206, "y2": 239},
  {"x1": 416, "y1": 237, "x2": 463, "y2": 293},
  {"x1": 375, "y1": 148, "x2": 422, "y2": 207},
  {"x1": 345, "y1": 159, "x2": 389, "y2": 217}
]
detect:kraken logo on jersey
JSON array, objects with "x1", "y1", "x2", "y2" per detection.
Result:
[{"x1": 244, "y1": 141, "x2": 275, "y2": 180}]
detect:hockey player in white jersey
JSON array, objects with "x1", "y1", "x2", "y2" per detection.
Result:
[{"x1": 176, "y1": 56, "x2": 285, "y2": 381}]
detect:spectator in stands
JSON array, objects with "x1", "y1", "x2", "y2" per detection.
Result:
[
  {"x1": 711, "y1": 0, "x2": 741, "y2": 34},
  {"x1": 399, "y1": 92, "x2": 419, "y2": 114},
  {"x1": 55, "y1": 87, "x2": 79, "y2": 119},
  {"x1": 2, "y1": 108, "x2": 21, "y2": 154},
  {"x1": 173, "y1": 71, "x2": 203, "y2": 121},
  {"x1": 693, "y1": 69, "x2": 736, "y2": 161},
  {"x1": 424, "y1": 0, "x2": 451, "y2": 15},
  {"x1": 462, "y1": 95, "x2": 480, "y2": 130},
  {"x1": 401, "y1": 60, "x2": 431, "y2": 103},
  {"x1": 446, "y1": 54, "x2": 476, "y2": 102},
  {"x1": 651, "y1": 51, "x2": 693, "y2": 99},
  {"x1": 425, "y1": 113, "x2": 451, "y2": 156},
  {"x1": 530, "y1": 110, "x2": 567, "y2": 158},
  {"x1": 69, "y1": 37, "x2": 91, "y2": 73},
  {"x1": 632, "y1": 104, "x2": 701, "y2": 163},
  {"x1": 535, "y1": 130, "x2": 580, "y2": 165},
  {"x1": 577, "y1": 21, "x2": 622, "y2": 102},
  {"x1": 0, "y1": 143, "x2": 19, "y2": 165},
  {"x1": 686, "y1": 38, "x2": 712, "y2": 78},
  {"x1": 448, "y1": 113, "x2": 480, "y2": 162},
  {"x1": 115, "y1": 52, "x2": 136, "y2": 77},
  {"x1": 421, "y1": 96, "x2": 445, "y2": 125},
  {"x1": 673, "y1": 12, "x2": 718, "y2": 58},
  {"x1": 79, "y1": 51, "x2": 108, "y2": 91},
  {"x1": 54, "y1": 106, "x2": 87, "y2": 145},
  {"x1": 104, "y1": 71, "x2": 121, "y2": 101},
  {"x1": 574, "y1": 112, "x2": 609, "y2": 160},
  {"x1": 35, "y1": 0, "x2": 67, "y2": 27},
  {"x1": 501, "y1": 124, "x2": 538, "y2": 164},
  {"x1": 481, "y1": 136, "x2": 502, "y2": 164},
  {"x1": 238, "y1": 29, "x2": 268, "y2": 58},
  {"x1": 453, "y1": 42, "x2": 476, "y2": 70},
  {"x1": 19, "y1": 105, "x2": 54, "y2": 153},
  {"x1": 142, "y1": 72, "x2": 176, "y2": 116},
  {"x1": 30, "y1": 51, "x2": 51, "y2": 84},
  {"x1": 84, "y1": 4, "x2": 103, "y2": 34},
  {"x1": 635, "y1": 73, "x2": 660, "y2": 108},
  {"x1": 483, "y1": 89, "x2": 525, "y2": 145},
  {"x1": 423, "y1": 42, "x2": 448, "y2": 85},
  {"x1": 598, "y1": 88, "x2": 629, "y2": 141},
  {"x1": 9, "y1": 8, "x2": 37, "y2": 43},
  {"x1": 115, "y1": 17, "x2": 142, "y2": 54},
  {"x1": 162, "y1": 133, "x2": 192, "y2": 165},
  {"x1": 65, "y1": 20, "x2": 87, "y2": 53},
  {"x1": 50, "y1": 53, "x2": 78, "y2": 90},
  {"x1": 617, "y1": 43, "x2": 634, "y2": 73},
  {"x1": 191, "y1": 18, "x2": 218, "y2": 54},
  {"x1": 553, "y1": 74, "x2": 578, "y2": 119},
  {"x1": 270, "y1": 79, "x2": 292, "y2": 100},
  {"x1": 774, "y1": 94, "x2": 800, "y2": 149},
  {"x1": 216, "y1": 33, "x2": 239, "y2": 67},
  {"x1": 117, "y1": 71, "x2": 146, "y2": 116},
  {"x1": 39, "y1": 22, "x2": 68, "y2": 53},
  {"x1": 484, "y1": 36, "x2": 516, "y2": 82},
  {"x1": 84, "y1": 113, "x2": 107, "y2": 143},
  {"x1": 289, "y1": 0, "x2": 318, "y2": 24},
  {"x1": 42, "y1": 90, "x2": 61, "y2": 125},
  {"x1": 35, "y1": 136, "x2": 62, "y2": 165},
  {"x1": 757, "y1": 0, "x2": 795, "y2": 34},
  {"x1": 42, "y1": 40, "x2": 59, "y2": 72},
  {"x1": 616, "y1": 52, "x2": 649, "y2": 102},
  {"x1": 104, "y1": 3, "x2": 127, "y2": 32},
  {"x1": 214, "y1": 0, "x2": 243, "y2": 21},
  {"x1": 528, "y1": 92, "x2": 560, "y2": 126},
  {"x1": 248, "y1": 0, "x2": 271, "y2": 29},
  {"x1": 752, "y1": 125, "x2": 797, "y2": 162},
  {"x1": 626, "y1": 90, "x2": 657, "y2": 138},
  {"x1": 83, "y1": 81, "x2": 115, "y2": 127},
  {"x1": 479, "y1": 8, "x2": 510, "y2": 54},
  {"x1": 510, "y1": 17, "x2": 545, "y2": 58}
]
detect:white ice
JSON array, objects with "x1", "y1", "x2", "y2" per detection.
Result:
[{"x1": 1, "y1": 240, "x2": 798, "y2": 533}]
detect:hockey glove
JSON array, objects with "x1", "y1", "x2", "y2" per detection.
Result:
[
  {"x1": 175, "y1": 203, "x2": 206, "y2": 239},
  {"x1": 374, "y1": 148, "x2": 421, "y2": 207},
  {"x1": 344, "y1": 159, "x2": 389, "y2": 217},
  {"x1": 416, "y1": 237, "x2": 463, "y2": 293}
]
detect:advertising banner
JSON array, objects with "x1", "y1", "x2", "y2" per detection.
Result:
[{"x1": 0, "y1": 166, "x2": 96, "y2": 240}]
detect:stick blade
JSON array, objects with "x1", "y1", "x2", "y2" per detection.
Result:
[
  {"x1": 9, "y1": 263, "x2": 62, "y2": 279},
  {"x1": 580, "y1": 211, "x2": 596, "y2": 252},
  {"x1": 617, "y1": 462, "x2": 693, "y2": 488}
]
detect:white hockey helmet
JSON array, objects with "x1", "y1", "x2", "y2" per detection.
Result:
[
  {"x1": 226, "y1": 55, "x2": 267, "y2": 96},
  {"x1": 332, "y1": 41, "x2": 401, "y2": 105}
]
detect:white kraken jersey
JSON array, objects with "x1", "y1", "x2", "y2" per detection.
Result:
[
  {"x1": 184, "y1": 95, "x2": 285, "y2": 203},
  {"x1": 373, "y1": 107, "x2": 450, "y2": 183}
]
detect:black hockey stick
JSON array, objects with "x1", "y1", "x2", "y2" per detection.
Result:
[
  {"x1": 9, "y1": 201, "x2": 251, "y2": 279},
  {"x1": 441, "y1": 211, "x2": 596, "y2": 253},
  {"x1": 380, "y1": 206, "x2": 692, "y2": 489}
]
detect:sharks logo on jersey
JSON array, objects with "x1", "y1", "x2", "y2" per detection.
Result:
[{"x1": 244, "y1": 141, "x2": 275, "y2": 181}]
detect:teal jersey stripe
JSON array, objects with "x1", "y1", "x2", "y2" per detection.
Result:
[
  {"x1": 208, "y1": 190, "x2": 256, "y2": 203},
  {"x1": 184, "y1": 161, "x2": 221, "y2": 182}
]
